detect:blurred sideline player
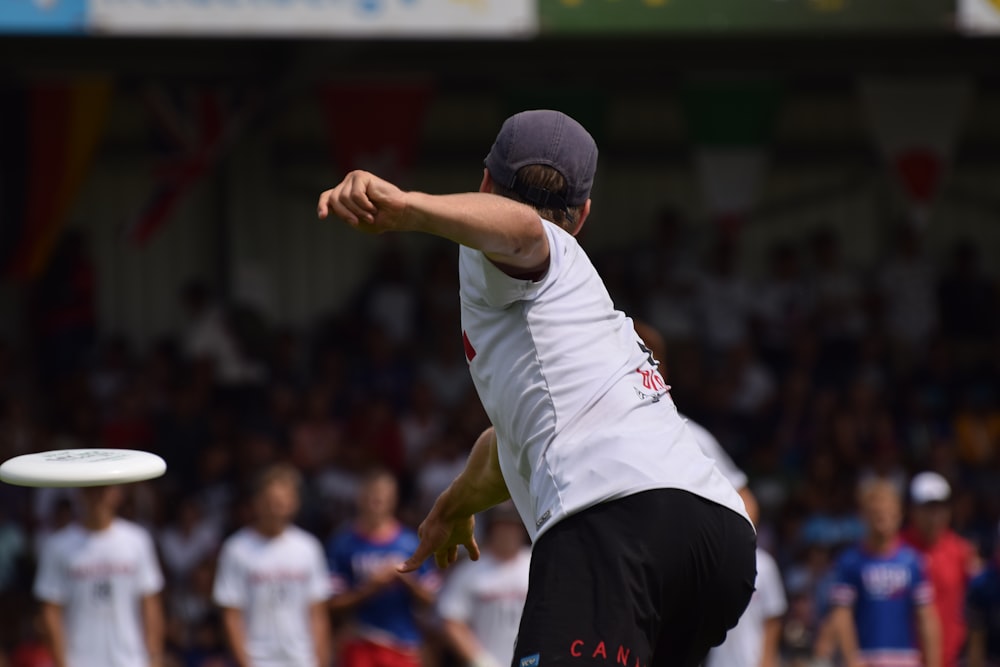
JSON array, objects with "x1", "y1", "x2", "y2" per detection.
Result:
[
  {"x1": 823, "y1": 479, "x2": 941, "y2": 667},
  {"x1": 705, "y1": 499, "x2": 786, "y2": 667},
  {"x1": 633, "y1": 322, "x2": 785, "y2": 667},
  {"x1": 902, "y1": 471, "x2": 981, "y2": 667},
  {"x1": 327, "y1": 469, "x2": 439, "y2": 667},
  {"x1": 967, "y1": 521, "x2": 1000, "y2": 667},
  {"x1": 213, "y1": 464, "x2": 332, "y2": 667},
  {"x1": 437, "y1": 502, "x2": 530, "y2": 667},
  {"x1": 34, "y1": 484, "x2": 165, "y2": 667}
]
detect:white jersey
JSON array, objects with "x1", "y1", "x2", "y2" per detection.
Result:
[
  {"x1": 706, "y1": 548, "x2": 787, "y2": 667},
  {"x1": 213, "y1": 525, "x2": 332, "y2": 667},
  {"x1": 459, "y1": 220, "x2": 750, "y2": 541},
  {"x1": 437, "y1": 549, "x2": 531, "y2": 667},
  {"x1": 683, "y1": 417, "x2": 748, "y2": 491},
  {"x1": 34, "y1": 519, "x2": 164, "y2": 667}
]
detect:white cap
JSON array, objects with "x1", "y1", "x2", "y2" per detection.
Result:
[{"x1": 910, "y1": 471, "x2": 951, "y2": 504}]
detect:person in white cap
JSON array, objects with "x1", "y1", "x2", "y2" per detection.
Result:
[{"x1": 902, "y1": 471, "x2": 982, "y2": 667}]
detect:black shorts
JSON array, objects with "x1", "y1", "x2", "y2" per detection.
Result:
[{"x1": 512, "y1": 489, "x2": 756, "y2": 667}]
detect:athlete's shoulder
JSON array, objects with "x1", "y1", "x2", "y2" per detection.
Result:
[
  {"x1": 113, "y1": 517, "x2": 154, "y2": 541},
  {"x1": 45, "y1": 522, "x2": 85, "y2": 551},
  {"x1": 286, "y1": 524, "x2": 324, "y2": 550}
]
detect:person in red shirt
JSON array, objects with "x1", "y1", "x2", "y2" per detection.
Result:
[{"x1": 903, "y1": 471, "x2": 982, "y2": 667}]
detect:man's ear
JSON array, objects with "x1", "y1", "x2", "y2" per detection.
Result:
[
  {"x1": 570, "y1": 199, "x2": 592, "y2": 236},
  {"x1": 479, "y1": 169, "x2": 492, "y2": 194}
]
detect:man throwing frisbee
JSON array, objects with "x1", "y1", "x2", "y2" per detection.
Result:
[{"x1": 318, "y1": 109, "x2": 756, "y2": 667}]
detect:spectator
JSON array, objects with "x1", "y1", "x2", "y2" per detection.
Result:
[
  {"x1": 937, "y1": 240, "x2": 997, "y2": 350},
  {"x1": 876, "y1": 224, "x2": 937, "y2": 367},
  {"x1": 754, "y1": 241, "x2": 812, "y2": 374},
  {"x1": 822, "y1": 479, "x2": 941, "y2": 667},
  {"x1": 327, "y1": 469, "x2": 439, "y2": 667},
  {"x1": 707, "y1": 495, "x2": 787, "y2": 667},
  {"x1": 158, "y1": 497, "x2": 220, "y2": 586},
  {"x1": 437, "y1": 503, "x2": 530, "y2": 667},
  {"x1": 903, "y1": 472, "x2": 981, "y2": 667},
  {"x1": 34, "y1": 485, "x2": 165, "y2": 667},
  {"x1": 967, "y1": 523, "x2": 1000, "y2": 667},
  {"x1": 213, "y1": 464, "x2": 332, "y2": 667},
  {"x1": 697, "y1": 238, "x2": 753, "y2": 355}
]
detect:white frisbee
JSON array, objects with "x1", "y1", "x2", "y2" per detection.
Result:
[{"x1": 0, "y1": 449, "x2": 167, "y2": 488}]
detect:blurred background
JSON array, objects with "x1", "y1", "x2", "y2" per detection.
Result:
[{"x1": 1, "y1": 1, "x2": 999, "y2": 666}]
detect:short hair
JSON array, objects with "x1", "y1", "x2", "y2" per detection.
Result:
[
  {"x1": 252, "y1": 463, "x2": 302, "y2": 497},
  {"x1": 490, "y1": 164, "x2": 585, "y2": 234}
]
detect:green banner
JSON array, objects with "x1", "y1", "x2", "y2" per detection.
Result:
[{"x1": 539, "y1": 0, "x2": 953, "y2": 33}]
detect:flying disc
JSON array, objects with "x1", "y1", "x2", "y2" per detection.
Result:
[{"x1": 0, "y1": 449, "x2": 167, "y2": 488}]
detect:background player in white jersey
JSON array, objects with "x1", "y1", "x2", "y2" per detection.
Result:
[
  {"x1": 437, "y1": 502, "x2": 530, "y2": 667},
  {"x1": 318, "y1": 109, "x2": 756, "y2": 667},
  {"x1": 213, "y1": 464, "x2": 332, "y2": 667},
  {"x1": 34, "y1": 484, "x2": 165, "y2": 667},
  {"x1": 635, "y1": 320, "x2": 784, "y2": 667}
]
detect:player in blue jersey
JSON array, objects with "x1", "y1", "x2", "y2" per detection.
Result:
[
  {"x1": 967, "y1": 523, "x2": 1000, "y2": 667},
  {"x1": 824, "y1": 479, "x2": 941, "y2": 667},
  {"x1": 327, "y1": 469, "x2": 440, "y2": 667}
]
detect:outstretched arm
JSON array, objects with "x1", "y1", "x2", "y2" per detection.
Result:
[
  {"x1": 399, "y1": 426, "x2": 511, "y2": 572},
  {"x1": 317, "y1": 171, "x2": 549, "y2": 273}
]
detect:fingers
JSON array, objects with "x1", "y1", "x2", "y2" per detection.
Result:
[
  {"x1": 398, "y1": 539, "x2": 433, "y2": 574},
  {"x1": 465, "y1": 536, "x2": 481, "y2": 562},
  {"x1": 317, "y1": 171, "x2": 379, "y2": 226}
]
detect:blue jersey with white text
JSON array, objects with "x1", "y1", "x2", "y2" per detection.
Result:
[
  {"x1": 830, "y1": 541, "x2": 933, "y2": 667},
  {"x1": 327, "y1": 525, "x2": 439, "y2": 648}
]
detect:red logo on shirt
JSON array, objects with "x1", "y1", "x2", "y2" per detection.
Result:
[{"x1": 462, "y1": 330, "x2": 477, "y2": 363}]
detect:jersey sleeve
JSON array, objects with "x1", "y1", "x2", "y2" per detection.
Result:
[
  {"x1": 137, "y1": 529, "x2": 165, "y2": 596},
  {"x1": 911, "y1": 553, "x2": 934, "y2": 606},
  {"x1": 308, "y1": 538, "x2": 333, "y2": 603},
  {"x1": 755, "y1": 551, "x2": 788, "y2": 619},
  {"x1": 459, "y1": 220, "x2": 568, "y2": 310},
  {"x1": 326, "y1": 532, "x2": 354, "y2": 596},
  {"x1": 212, "y1": 539, "x2": 246, "y2": 609},
  {"x1": 33, "y1": 537, "x2": 68, "y2": 604},
  {"x1": 829, "y1": 551, "x2": 859, "y2": 608}
]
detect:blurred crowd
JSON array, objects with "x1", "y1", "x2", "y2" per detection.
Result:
[{"x1": 0, "y1": 212, "x2": 997, "y2": 667}]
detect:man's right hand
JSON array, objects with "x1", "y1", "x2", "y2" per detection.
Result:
[{"x1": 399, "y1": 502, "x2": 480, "y2": 572}]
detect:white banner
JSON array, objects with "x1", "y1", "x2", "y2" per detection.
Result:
[
  {"x1": 88, "y1": 0, "x2": 537, "y2": 36},
  {"x1": 958, "y1": 0, "x2": 1000, "y2": 34}
]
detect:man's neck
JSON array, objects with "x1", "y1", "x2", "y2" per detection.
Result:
[
  {"x1": 83, "y1": 513, "x2": 115, "y2": 532},
  {"x1": 865, "y1": 534, "x2": 898, "y2": 555},
  {"x1": 254, "y1": 521, "x2": 286, "y2": 539},
  {"x1": 359, "y1": 516, "x2": 397, "y2": 539}
]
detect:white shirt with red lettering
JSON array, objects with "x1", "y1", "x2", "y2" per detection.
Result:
[
  {"x1": 437, "y1": 548, "x2": 531, "y2": 667},
  {"x1": 458, "y1": 219, "x2": 750, "y2": 541},
  {"x1": 34, "y1": 519, "x2": 164, "y2": 667},
  {"x1": 706, "y1": 548, "x2": 786, "y2": 667},
  {"x1": 213, "y1": 525, "x2": 332, "y2": 667}
]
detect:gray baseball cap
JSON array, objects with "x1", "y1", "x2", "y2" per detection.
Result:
[{"x1": 484, "y1": 109, "x2": 598, "y2": 211}]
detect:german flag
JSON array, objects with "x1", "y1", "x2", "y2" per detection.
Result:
[{"x1": 0, "y1": 79, "x2": 111, "y2": 281}]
